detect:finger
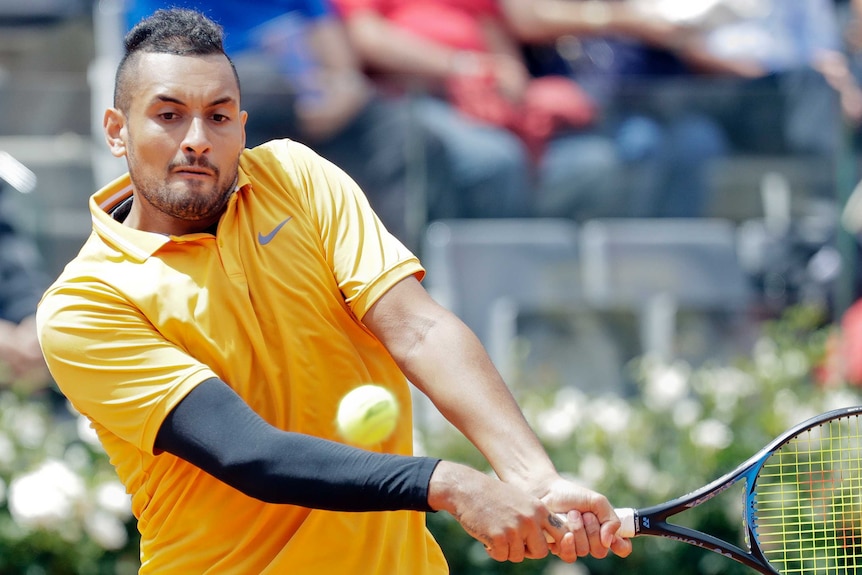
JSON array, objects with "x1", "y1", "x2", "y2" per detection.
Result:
[
  {"x1": 483, "y1": 541, "x2": 509, "y2": 563},
  {"x1": 600, "y1": 514, "x2": 622, "y2": 549},
  {"x1": 524, "y1": 539, "x2": 550, "y2": 560},
  {"x1": 610, "y1": 534, "x2": 634, "y2": 558},
  {"x1": 506, "y1": 537, "x2": 526, "y2": 563},
  {"x1": 525, "y1": 518, "x2": 552, "y2": 560},
  {"x1": 544, "y1": 512, "x2": 575, "y2": 561},
  {"x1": 566, "y1": 510, "x2": 591, "y2": 558},
  {"x1": 553, "y1": 530, "x2": 579, "y2": 563},
  {"x1": 541, "y1": 511, "x2": 567, "y2": 545},
  {"x1": 582, "y1": 512, "x2": 609, "y2": 559},
  {"x1": 584, "y1": 497, "x2": 622, "y2": 548}
]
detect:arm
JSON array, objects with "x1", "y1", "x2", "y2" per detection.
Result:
[
  {"x1": 157, "y1": 377, "x2": 574, "y2": 562},
  {"x1": 813, "y1": 51, "x2": 862, "y2": 127},
  {"x1": 363, "y1": 277, "x2": 551, "y2": 486},
  {"x1": 362, "y1": 276, "x2": 632, "y2": 560},
  {"x1": 499, "y1": 0, "x2": 681, "y2": 45},
  {"x1": 339, "y1": 10, "x2": 464, "y2": 83},
  {"x1": 0, "y1": 315, "x2": 50, "y2": 389},
  {"x1": 296, "y1": 16, "x2": 375, "y2": 139},
  {"x1": 339, "y1": 8, "x2": 526, "y2": 94},
  {"x1": 498, "y1": 0, "x2": 764, "y2": 77},
  {"x1": 0, "y1": 229, "x2": 51, "y2": 387},
  {"x1": 341, "y1": 8, "x2": 531, "y2": 110},
  {"x1": 155, "y1": 377, "x2": 440, "y2": 511}
]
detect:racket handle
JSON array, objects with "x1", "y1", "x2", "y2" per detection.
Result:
[
  {"x1": 545, "y1": 508, "x2": 636, "y2": 542},
  {"x1": 615, "y1": 507, "x2": 636, "y2": 538}
]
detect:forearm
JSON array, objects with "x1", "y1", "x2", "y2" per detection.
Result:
[
  {"x1": 363, "y1": 279, "x2": 629, "y2": 561},
  {"x1": 674, "y1": 41, "x2": 766, "y2": 77},
  {"x1": 307, "y1": 17, "x2": 364, "y2": 73},
  {"x1": 343, "y1": 13, "x2": 468, "y2": 82},
  {"x1": 156, "y1": 378, "x2": 440, "y2": 511},
  {"x1": 386, "y1": 304, "x2": 557, "y2": 490},
  {"x1": 501, "y1": 0, "x2": 647, "y2": 43}
]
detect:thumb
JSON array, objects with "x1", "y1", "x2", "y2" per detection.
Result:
[{"x1": 610, "y1": 534, "x2": 633, "y2": 557}]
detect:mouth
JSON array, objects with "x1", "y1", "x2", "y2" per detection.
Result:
[{"x1": 173, "y1": 167, "x2": 214, "y2": 178}]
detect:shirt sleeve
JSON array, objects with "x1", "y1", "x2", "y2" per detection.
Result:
[
  {"x1": 157, "y1": 377, "x2": 440, "y2": 511},
  {"x1": 37, "y1": 281, "x2": 215, "y2": 454},
  {"x1": 264, "y1": 139, "x2": 425, "y2": 319}
]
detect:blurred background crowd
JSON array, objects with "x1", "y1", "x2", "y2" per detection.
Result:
[
  {"x1": 4, "y1": 1, "x2": 862, "y2": 573},
  {"x1": 0, "y1": 0, "x2": 854, "y2": 390}
]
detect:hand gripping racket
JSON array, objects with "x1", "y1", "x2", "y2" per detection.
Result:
[{"x1": 560, "y1": 405, "x2": 862, "y2": 574}]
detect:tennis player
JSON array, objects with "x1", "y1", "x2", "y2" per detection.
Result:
[{"x1": 36, "y1": 8, "x2": 631, "y2": 573}]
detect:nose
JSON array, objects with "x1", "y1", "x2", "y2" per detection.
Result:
[{"x1": 182, "y1": 116, "x2": 211, "y2": 154}]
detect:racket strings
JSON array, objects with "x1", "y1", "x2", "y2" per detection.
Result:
[{"x1": 754, "y1": 414, "x2": 862, "y2": 574}]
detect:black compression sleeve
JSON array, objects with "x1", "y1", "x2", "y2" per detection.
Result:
[{"x1": 154, "y1": 378, "x2": 441, "y2": 512}]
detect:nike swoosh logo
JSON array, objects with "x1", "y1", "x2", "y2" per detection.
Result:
[{"x1": 257, "y1": 217, "x2": 293, "y2": 245}]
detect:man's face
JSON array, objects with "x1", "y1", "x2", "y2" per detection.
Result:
[{"x1": 110, "y1": 52, "x2": 246, "y2": 234}]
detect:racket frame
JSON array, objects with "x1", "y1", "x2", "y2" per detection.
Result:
[{"x1": 618, "y1": 405, "x2": 862, "y2": 575}]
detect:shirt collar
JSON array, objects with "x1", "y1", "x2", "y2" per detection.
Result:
[{"x1": 89, "y1": 169, "x2": 251, "y2": 261}]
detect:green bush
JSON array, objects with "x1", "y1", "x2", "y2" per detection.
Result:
[
  {"x1": 421, "y1": 306, "x2": 862, "y2": 575},
  {"x1": 1, "y1": 305, "x2": 855, "y2": 574},
  {"x1": 0, "y1": 391, "x2": 139, "y2": 575}
]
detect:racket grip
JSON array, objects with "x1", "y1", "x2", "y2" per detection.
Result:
[
  {"x1": 544, "y1": 508, "x2": 636, "y2": 542},
  {"x1": 615, "y1": 507, "x2": 635, "y2": 538}
]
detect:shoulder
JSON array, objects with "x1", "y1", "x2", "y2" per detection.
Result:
[
  {"x1": 240, "y1": 139, "x2": 329, "y2": 175},
  {"x1": 240, "y1": 139, "x2": 352, "y2": 195}
]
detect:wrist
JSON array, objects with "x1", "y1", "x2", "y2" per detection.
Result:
[
  {"x1": 488, "y1": 444, "x2": 561, "y2": 495},
  {"x1": 507, "y1": 468, "x2": 564, "y2": 501},
  {"x1": 427, "y1": 460, "x2": 476, "y2": 514}
]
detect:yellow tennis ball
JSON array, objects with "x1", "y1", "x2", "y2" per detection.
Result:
[{"x1": 336, "y1": 384, "x2": 399, "y2": 446}]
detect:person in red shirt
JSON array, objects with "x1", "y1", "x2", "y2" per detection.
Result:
[{"x1": 333, "y1": 0, "x2": 627, "y2": 222}]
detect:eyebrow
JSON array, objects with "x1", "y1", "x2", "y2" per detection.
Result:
[{"x1": 154, "y1": 95, "x2": 237, "y2": 108}]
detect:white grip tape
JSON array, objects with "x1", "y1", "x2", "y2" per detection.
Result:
[
  {"x1": 615, "y1": 507, "x2": 635, "y2": 538},
  {"x1": 544, "y1": 509, "x2": 636, "y2": 543}
]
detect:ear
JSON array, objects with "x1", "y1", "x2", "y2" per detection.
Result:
[
  {"x1": 104, "y1": 107, "x2": 127, "y2": 159},
  {"x1": 240, "y1": 109, "x2": 248, "y2": 149}
]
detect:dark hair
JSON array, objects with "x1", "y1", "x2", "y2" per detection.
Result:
[{"x1": 113, "y1": 8, "x2": 240, "y2": 111}]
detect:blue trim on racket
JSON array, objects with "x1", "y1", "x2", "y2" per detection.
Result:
[{"x1": 557, "y1": 405, "x2": 862, "y2": 574}]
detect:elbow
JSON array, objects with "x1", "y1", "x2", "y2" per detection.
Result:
[
  {"x1": 213, "y1": 455, "x2": 282, "y2": 503},
  {"x1": 388, "y1": 310, "x2": 446, "y2": 376}
]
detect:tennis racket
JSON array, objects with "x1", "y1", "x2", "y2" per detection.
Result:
[{"x1": 558, "y1": 405, "x2": 862, "y2": 574}]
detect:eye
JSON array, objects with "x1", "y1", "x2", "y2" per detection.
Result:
[
  {"x1": 211, "y1": 113, "x2": 230, "y2": 123},
  {"x1": 159, "y1": 112, "x2": 180, "y2": 121}
]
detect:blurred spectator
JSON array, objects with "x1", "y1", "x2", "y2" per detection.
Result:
[
  {"x1": 501, "y1": 0, "x2": 737, "y2": 218},
  {"x1": 332, "y1": 0, "x2": 628, "y2": 222},
  {"x1": 0, "y1": 0, "x2": 89, "y2": 25},
  {"x1": 836, "y1": 0, "x2": 862, "y2": 303},
  {"x1": 836, "y1": 0, "x2": 862, "y2": 131},
  {"x1": 745, "y1": 0, "x2": 852, "y2": 159},
  {"x1": 500, "y1": 0, "x2": 765, "y2": 76},
  {"x1": 836, "y1": 4, "x2": 862, "y2": 126},
  {"x1": 0, "y1": 184, "x2": 51, "y2": 391},
  {"x1": 122, "y1": 0, "x2": 451, "y2": 249},
  {"x1": 663, "y1": 0, "x2": 852, "y2": 160}
]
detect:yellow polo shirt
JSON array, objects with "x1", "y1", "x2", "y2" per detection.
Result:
[{"x1": 37, "y1": 140, "x2": 448, "y2": 574}]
